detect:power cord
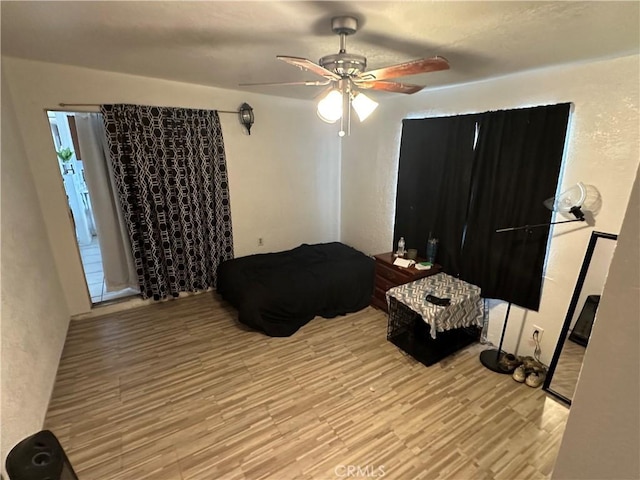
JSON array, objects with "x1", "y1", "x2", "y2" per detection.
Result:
[{"x1": 533, "y1": 330, "x2": 542, "y2": 363}]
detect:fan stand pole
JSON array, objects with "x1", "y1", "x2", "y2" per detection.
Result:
[
  {"x1": 496, "y1": 217, "x2": 584, "y2": 233},
  {"x1": 479, "y1": 302, "x2": 512, "y2": 374},
  {"x1": 479, "y1": 226, "x2": 534, "y2": 374}
]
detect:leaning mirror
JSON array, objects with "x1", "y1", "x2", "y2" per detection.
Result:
[{"x1": 543, "y1": 231, "x2": 618, "y2": 405}]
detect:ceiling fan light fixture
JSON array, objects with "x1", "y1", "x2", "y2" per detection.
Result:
[
  {"x1": 352, "y1": 92, "x2": 378, "y2": 122},
  {"x1": 240, "y1": 15, "x2": 450, "y2": 136},
  {"x1": 317, "y1": 89, "x2": 343, "y2": 123}
]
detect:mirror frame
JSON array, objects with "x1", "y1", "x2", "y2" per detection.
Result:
[{"x1": 543, "y1": 230, "x2": 618, "y2": 405}]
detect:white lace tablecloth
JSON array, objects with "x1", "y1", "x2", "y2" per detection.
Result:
[{"x1": 386, "y1": 272, "x2": 483, "y2": 339}]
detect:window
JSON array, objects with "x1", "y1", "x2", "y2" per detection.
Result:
[{"x1": 394, "y1": 103, "x2": 571, "y2": 310}]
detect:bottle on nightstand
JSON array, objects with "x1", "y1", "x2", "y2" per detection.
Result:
[{"x1": 396, "y1": 237, "x2": 406, "y2": 257}]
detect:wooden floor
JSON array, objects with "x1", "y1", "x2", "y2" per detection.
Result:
[{"x1": 45, "y1": 294, "x2": 569, "y2": 480}]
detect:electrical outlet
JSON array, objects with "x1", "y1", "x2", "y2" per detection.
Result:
[
  {"x1": 258, "y1": 237, "x2": 264, "y2": 247},
  {"x1": 530, "y1": 325, "x2": 544, "y2": 343}
]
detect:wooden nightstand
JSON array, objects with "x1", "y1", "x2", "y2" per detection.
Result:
[{"x1": 371, "y1": 252, "x2": 442, "y2": 312}]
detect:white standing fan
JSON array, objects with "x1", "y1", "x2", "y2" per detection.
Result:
[
  {"x1": 496, "y1": 182, "x2": 588, "y2": 233},
  {"x1": 544, "y1": 182, "x2": 587, "y2": 221},
  {"x1": 481, "y1": 182, "x2": 591, "y2": 373}
]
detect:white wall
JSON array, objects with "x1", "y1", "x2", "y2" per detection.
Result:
[
  {"x1": 552, "y1": 167, "x2": 639, "y2": 479},
  {"x1": 1, "y1": 70, "x2": 71, "y2": 475},
  {"x1": 341, "y1": 54, "x2": 640, "y2": 364},
  {"x1": 2, "y1": 57, "x2": 341, "y2": 316}
]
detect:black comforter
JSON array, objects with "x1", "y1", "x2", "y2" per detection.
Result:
[{"x1": 216, "y1": 242, "x2": 375, "y2": 336}]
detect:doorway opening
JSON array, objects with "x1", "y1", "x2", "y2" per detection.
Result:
[{"x1": 47, "y1": 111, "x2": 139, "y2": 305}]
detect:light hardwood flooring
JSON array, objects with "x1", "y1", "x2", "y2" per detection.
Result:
[{"x1": 45, "y1": 294, "x2": 569, "y2": 480}]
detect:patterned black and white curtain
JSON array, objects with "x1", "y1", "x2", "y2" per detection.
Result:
[{"x1": 101, "y1": 104, "x2": 234, "y2": 300}]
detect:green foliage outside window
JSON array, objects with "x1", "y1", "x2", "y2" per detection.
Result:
[{"x1": 56, "y1": 147, "x2": 74, "y2": 162}]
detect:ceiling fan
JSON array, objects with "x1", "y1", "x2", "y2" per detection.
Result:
[{"x1": 240, "y1": 16, "x2": 450, "y2": 136}]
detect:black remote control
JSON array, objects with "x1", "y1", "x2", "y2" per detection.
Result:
[{"x1": 425, "y1": 294, "x2": 451, "y2": 307}]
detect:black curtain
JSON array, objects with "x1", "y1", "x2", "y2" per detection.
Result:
[
  {"x1": 460, "y1": 103, "x2": 571, "y2": 310},
  {"x1": 393, "y1": 114, "x2": 480, "y2": 275},
  {"x1": 101, "y1": 104, "x2": 234, "y2": 300}
]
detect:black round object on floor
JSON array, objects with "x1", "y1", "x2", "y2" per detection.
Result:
[
  {"x1": 479, "y1": 348, "x2": 511, "y2": 374},
  {"x1": 5, "y1": 430, "x2": 79, "y2": 480}
]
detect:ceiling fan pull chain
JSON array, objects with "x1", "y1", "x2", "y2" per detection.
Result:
[{"x1": 344, "y1": 80, "x2": 351, "y2": 136}]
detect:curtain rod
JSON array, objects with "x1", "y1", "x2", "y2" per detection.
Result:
[{"x1": 57, "y1": 103, "x2": 240, "y2": 114}]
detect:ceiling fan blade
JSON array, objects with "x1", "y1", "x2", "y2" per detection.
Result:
[
  {"x1": 313, "y1": 85, "x2": 334, "y2": 100},
  {"x1": 355, "y1": 80, "x2": 424, "y2": 94},
  {"x1": 277, "y1": 56, "x2": 341, "y2": 80},
  {"x1": 239, "y1": 80, "x2": 331, "y2": 87},
  {"x1": 358, "y1": 56, "x2": 449, "y2": 82}
]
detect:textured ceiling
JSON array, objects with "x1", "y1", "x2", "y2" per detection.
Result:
[{"x1": 1, "y1": 1, "x2": 638, "y2": 100}]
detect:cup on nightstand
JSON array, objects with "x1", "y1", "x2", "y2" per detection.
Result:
[{"x1": 426, "y1": 238, "x2": 438, "y2": 264}]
